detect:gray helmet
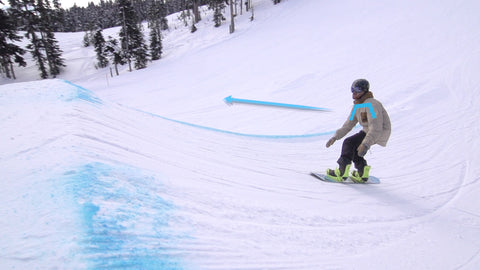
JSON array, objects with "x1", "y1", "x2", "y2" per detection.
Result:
[{"x1": 351, "y1": 79, "x2": 370, "y2": 93}]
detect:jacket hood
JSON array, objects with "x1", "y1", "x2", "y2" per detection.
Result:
[{"x1": 354, "y1": 91, "x2": 374, "y2": 104}]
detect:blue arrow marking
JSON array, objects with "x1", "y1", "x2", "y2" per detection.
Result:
[
  {"x1": 224, "y1": 96, "x2": 331, "y2": 112},
  {"x1": 350, "y1": 103, "x2": 377, "y2": 121}
]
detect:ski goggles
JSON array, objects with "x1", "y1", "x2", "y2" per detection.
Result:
[{"x1": 351, "y1": 86, "x2": 365, "y2": 93}]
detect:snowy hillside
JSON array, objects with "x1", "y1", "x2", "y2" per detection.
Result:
[{"x1": 2, "y1": 0, "x2": 480, "y2": 269}]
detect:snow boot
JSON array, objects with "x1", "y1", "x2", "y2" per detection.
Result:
[
  {"x1": 351, "y1": 166, "x2": 371, "y2": 183},
  {"x1": 326, "y1": 164, "x2": 351, "y2": 182}
]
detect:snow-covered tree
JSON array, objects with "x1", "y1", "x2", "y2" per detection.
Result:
[
  {"x1": 83, "y1": 31, "x2": 93, "y2": 47},
  {"x1": 93, "y1": 29, "x2": 108, "y2": 68},
  {"x1": 118, "y1": 0, "x2": 148, "y2": 70}
]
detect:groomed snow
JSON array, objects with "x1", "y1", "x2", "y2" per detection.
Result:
[{"x1": 1, "y1": 0, "x2": 480, "y2": 269}]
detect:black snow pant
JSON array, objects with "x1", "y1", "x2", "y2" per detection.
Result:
[{"x1": 337, "y1": 131, "x2": 367, "y2": 171}]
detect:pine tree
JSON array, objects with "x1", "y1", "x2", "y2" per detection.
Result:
[
  {"x1": 64, "y1": 4, "x2": 84, "y2": 32},
  {"x1": 104, "y1": 36, "x2": 125, "y2": 76},
  {"x1": 27, "y1": 33, "x2": 49, "y2": 79},
  {"x1": 118, "y1": 0, "x2": 148, "y2": 70},
  {"x1": 160, "y1": 3, "x2": 168, "y2": 30},
  {"x1": 8, "y1": 0, "x2": 65, "y2": 78},
  {"x1": 43, "y1": 31, "x2": 65, "y2": 76},
  {"x1": 93, "y1": 29, "x2": 108, "y2": 68},
  {"x1": 132, "y1": 28, "x2": 149, "y2": 69},
  {"x1": 50, "y1": 0, "x2": 65, "y2": 32},
  {"x1": 149, "y1": 28, "x2": 161, "y2": 61},
  {"x1": 147, "y1": 0, "x2": 163, "y2": 61},
  {"x1": 35, "y1": 0, "x2": 66, "y2": 77},
  {"x1": 0, "y1": 7, "x2": 26, "y2": 79},
  {"x1": 83, "y1": 31, "x2": 93, "y2": 47},
  {"x1": 9, "y1": 0, "x2": 49, "y2": 78},
  {"x1": 207, "y1": 0, "x2": 226, "y2": 27}
]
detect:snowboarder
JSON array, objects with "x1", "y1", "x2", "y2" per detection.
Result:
[{"x1": 325, "y1": 79, "x2": 391, "y2": 182}]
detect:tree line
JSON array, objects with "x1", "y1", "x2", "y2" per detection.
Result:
[{"x1": 1, "y1": 0, "x2": 283, "y2": 80}]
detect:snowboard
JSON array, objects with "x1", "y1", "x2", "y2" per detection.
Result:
[{"x1": 310, "y1": 172, "x2": 380, "y2": 184}]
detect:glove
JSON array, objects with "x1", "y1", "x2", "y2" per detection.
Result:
[
  {"x1": 357, "y1": 143, "x2": 369, "y2": 157},
  {"x1": 326, "y1": 137, "x2": 336, "y2": 148}
]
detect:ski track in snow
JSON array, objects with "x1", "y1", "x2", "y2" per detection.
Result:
[{"x1": 2, "y1": 0, "x2": 480, "y2": 269}]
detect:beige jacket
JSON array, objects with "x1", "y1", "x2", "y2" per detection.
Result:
[{"x1": 334, "y1": 92, "x2": 391, "y2": 147}]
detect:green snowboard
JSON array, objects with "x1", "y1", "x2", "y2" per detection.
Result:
[{"x1": 310, "y1": 172, "x2": 380, "y2": 184}]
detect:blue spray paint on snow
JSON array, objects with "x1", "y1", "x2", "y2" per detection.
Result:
[
  {"x1": 63, "y1": 162, "x2": 185, "y2": 269},
  {"x1": 131, "y1": 106, "x2": 336, "y2": 139},
  {"x1": 61, "y1": 80, "x2": 334, "y2": 139},
  {"x1": 62, "y1": 80, "x2": 102, "y2": 104}
]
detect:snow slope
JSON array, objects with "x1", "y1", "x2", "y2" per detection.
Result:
[{"x1": 2, "y1": 0, "x2": 480, "y2": 269}]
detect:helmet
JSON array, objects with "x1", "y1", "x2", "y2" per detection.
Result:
[{"x1": 351, "y1": 79, "x2": 370, "y2": 93}]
